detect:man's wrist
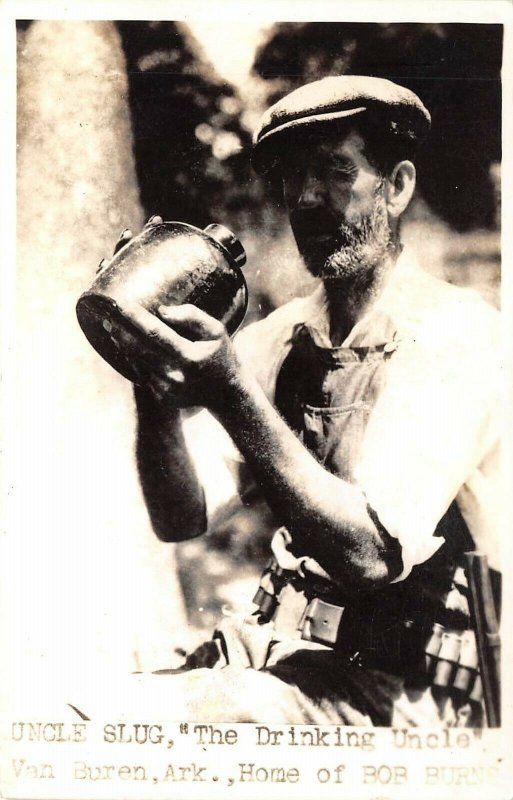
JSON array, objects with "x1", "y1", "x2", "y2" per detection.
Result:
[
  {"x1": 133, "y1": 383, "x2": 181, "y2": 423},
  {"x1": 206, "y1": 360, "x2": 259, "y2": 424}
]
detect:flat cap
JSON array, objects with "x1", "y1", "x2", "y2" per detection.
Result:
[{"x1": 252, "y1": 75, "x2": 431, "y2": 174}]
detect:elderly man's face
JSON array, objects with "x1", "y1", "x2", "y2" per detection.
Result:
[{"x1": 281, "y1": 129, "x2": 394, "y2": 281}]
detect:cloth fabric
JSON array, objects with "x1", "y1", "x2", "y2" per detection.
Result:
[
  {"x1": 185, "y1": 250, "x2": 501, "y2": 578},
  {"x1": 102, "y1": 614, "x2": 473, "y2": 726},
  {"x1": 177, "y1": 250, "x2": 500, "y2": 726},
  {"x1": 72, "y1": 638, "x2": 467, "y2": 725}
]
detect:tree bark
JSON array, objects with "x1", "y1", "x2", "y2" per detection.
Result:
[{"x1": 14, "y1": 20, "x2": 187, "y2": 682}]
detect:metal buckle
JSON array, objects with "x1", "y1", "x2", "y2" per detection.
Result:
[
  {"x1": 299, "y1": 597, "x2": 344, "y2": 646},
  {"x1": 253, "y1": 558, "x2": 296, "y2": 622}
]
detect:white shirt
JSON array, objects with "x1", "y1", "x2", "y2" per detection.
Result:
[{"x1": 183, "y1": 249, "x2": 502, "y2": 581}]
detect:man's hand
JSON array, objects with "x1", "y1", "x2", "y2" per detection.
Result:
[
  {"x1": 96, "y1": 216, "x2": 153, "y2": 273},
  {"x1": 123, "y1": 302, "x2": 239, "y2": 410},
  {"x1": 98, "y1": 215, "x2": 240, "y2": 408}
]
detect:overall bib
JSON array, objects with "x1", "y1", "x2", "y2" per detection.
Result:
[{"x1": 169, "y1": 314, "x2": 483, "y2": 725}]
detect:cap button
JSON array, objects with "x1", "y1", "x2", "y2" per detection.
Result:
[{"x1": 204, "y1": 223, "x2": 246, "y2": 268}]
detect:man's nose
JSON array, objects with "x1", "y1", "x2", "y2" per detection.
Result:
[{"x1": 297, "y1": 170, "x2": 324, "y2": 208}]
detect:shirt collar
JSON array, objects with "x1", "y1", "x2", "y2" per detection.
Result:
[{"x1": 299, "y1": 248, "x2": 426, "y2": 349}]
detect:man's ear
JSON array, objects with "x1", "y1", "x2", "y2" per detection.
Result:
[{"x1": 385, "y1": 160, "x2": 416, "y2": 219}]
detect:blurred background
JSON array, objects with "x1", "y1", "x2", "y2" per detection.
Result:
[{"x1": 11, "y1": 20, "x2": 502, "y2": 689}]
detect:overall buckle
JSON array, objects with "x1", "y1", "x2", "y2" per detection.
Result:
[{"x1": 299, "y1": 597, "x2": 344, "y2": 646}]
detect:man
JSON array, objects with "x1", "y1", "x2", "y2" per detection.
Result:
[{"x1": 108, "y1": 76, "x2": 501, "y2": 726}]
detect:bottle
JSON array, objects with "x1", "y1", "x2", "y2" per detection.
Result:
[{"x1": 76, "y1": 221, "x2": 247, "y2": 383}]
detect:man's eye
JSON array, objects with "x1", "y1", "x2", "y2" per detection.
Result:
[{"x1": 326, "y1": 165, "x2": 355, "y2": 179}]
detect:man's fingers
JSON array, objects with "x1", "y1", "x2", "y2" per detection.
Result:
[
  {"x1": 111, "y1": 216, "x2": 161, "y2": 261},
  {"x1": 157, "y1": 304, "x2": 225, "y2": 341},
  {"x1": 105, "y1": 317, "x2": 188, "y2": 392},
  {"x1": 104, "y1": 311, "x2": 189, "y2": 373},
  {"x1": 145, "y1": 214, "x2": 163, "y2": 227},
  {"x1": 122, "y1": 304, "x2": 194, "y2": 359},
  {"x1": 112, "y1": 228, "x2": 133, "y2": 255}
]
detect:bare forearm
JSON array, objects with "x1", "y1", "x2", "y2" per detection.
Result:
[
  {"x1": 211, "y1": 367, "x2": 401, "y2": 590},
  {"x1": 121, "y1": 300, "x2": 400, "y2": 587},
  {"x1": 135, "y1": 387, "x2": 206, "y2": 541}
]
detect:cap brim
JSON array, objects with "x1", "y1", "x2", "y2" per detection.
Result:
[{"x1": 252, "y1": 106, "x2": 367, "y2": 174}]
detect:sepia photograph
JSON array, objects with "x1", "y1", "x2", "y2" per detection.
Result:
[{"x1": 1, "y1": 1, "x2": 512, "y2": 798}]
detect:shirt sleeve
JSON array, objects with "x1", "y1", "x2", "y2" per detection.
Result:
[
  {"x1": 182, "y1": 407, "x2": 243, "y2": 525},
  {"x1": 354, "y1": 300, "x2": 501, "y2": 581}
]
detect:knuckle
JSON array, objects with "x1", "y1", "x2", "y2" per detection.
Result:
[
  {"x1": 181, "y1": 350, "x2": 195, "y2": 369},
  {"x1": 147, "y1": 214, "x2": 163, "y2": 225},
  {"x1": 146, "y1": 326, "x2": 162, "y2": 340},
  {"x1": 158, "y1": 304, "x2": 172, "y2": 318},
  {"x1": 211, "y1": 318, "x2": 225, "y2": 336},
  {"x1": 186, "y1": 349, "x2": 201, "y2": 366}
]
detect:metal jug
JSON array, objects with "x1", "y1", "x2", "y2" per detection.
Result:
[{"x1": 76, "y1": 221, "x2": 247, "y2": 383}]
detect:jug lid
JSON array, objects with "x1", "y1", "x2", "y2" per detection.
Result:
[{"x1": 203, "y1": 223, "x2": 246, "y2": 268}]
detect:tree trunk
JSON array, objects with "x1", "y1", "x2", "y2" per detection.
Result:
[{"x1": 13, "y1": 20, "x2": 187, "y2": 689}]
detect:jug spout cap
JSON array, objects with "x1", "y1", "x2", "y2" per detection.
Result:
[{"x1": 204, "y1": 223, "x2": 246, "y2": 268}]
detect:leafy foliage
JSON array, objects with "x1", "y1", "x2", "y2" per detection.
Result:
[{"x1": 116, "y1": 21, "x2": 259, "y2": 229}]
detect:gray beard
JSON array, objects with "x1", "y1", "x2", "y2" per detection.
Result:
[{"x1": 303, "y1": 196, "x2": 397, "y2": 284}]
